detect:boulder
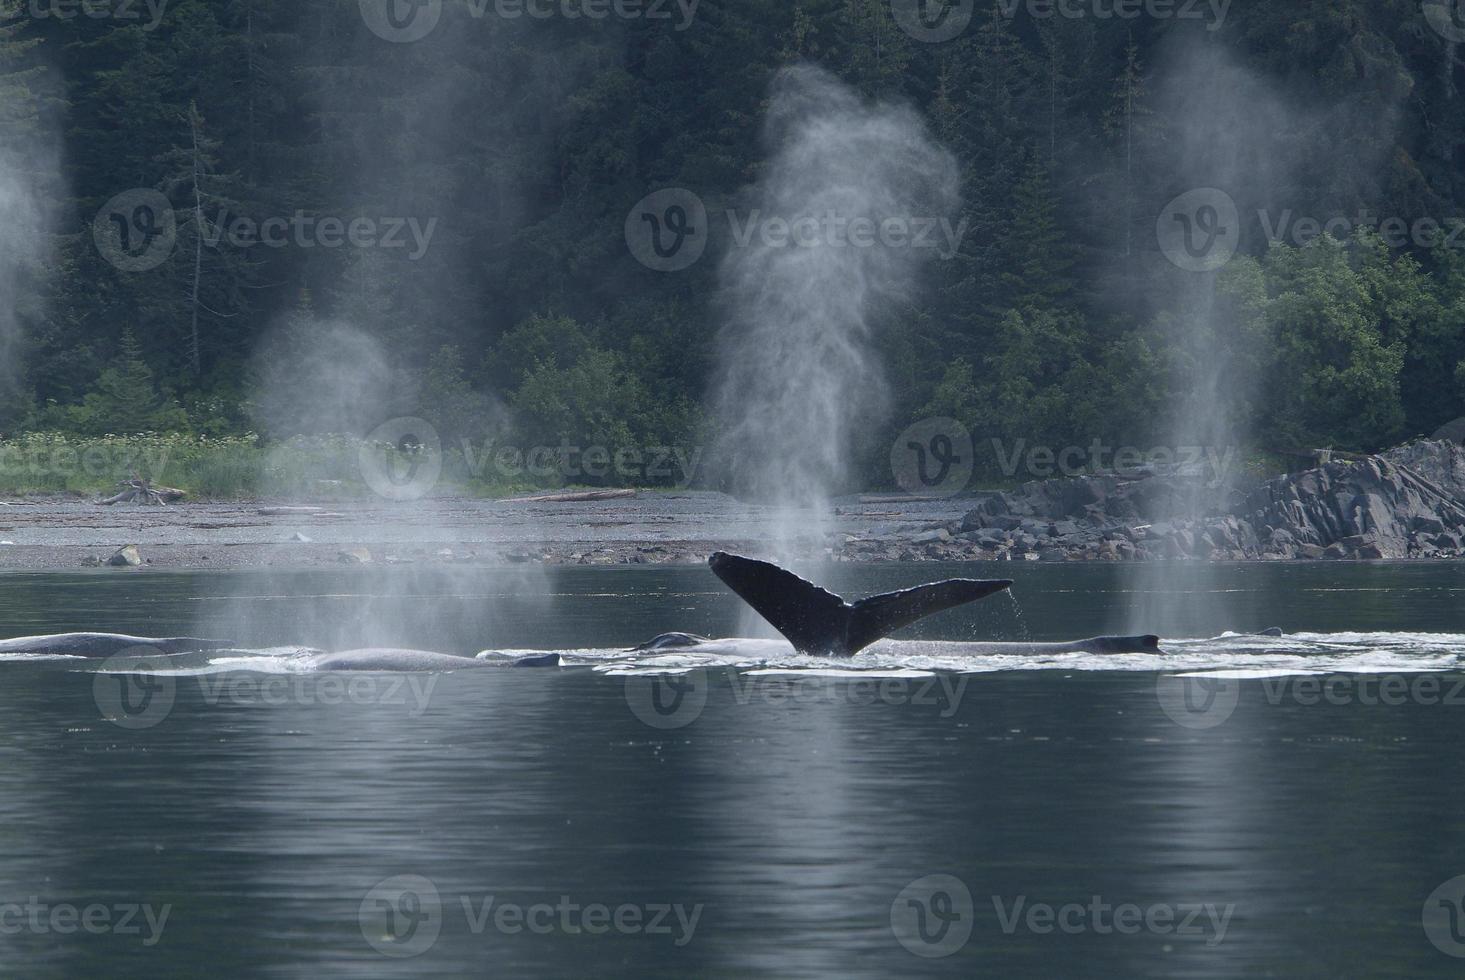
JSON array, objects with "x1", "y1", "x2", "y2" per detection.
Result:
[{"x1": 108, "y1": 545, "x2": 143, "y2": 567}]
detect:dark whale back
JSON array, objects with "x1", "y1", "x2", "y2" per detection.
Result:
[
  {"x1": 307, "y1": 649, "x2": 561, "y2": 671},
  {"x1": 707, "y1": 552, "x2": 1013, "y2": 656},
  {"x1": 0, "y1": 633, "x2": 233, "y2": 658},
  {"x1": 629, "y1": 632, "x2": 712, "y2": 652},
  {"x1": 1078, "y1": 634, "x2": 1162, "y2": 654}
]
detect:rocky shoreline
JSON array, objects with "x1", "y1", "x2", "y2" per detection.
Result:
[
  {"x1": 2, "y1": 442, "x2": 1462, "y2": 569},
  {"x1": 848, "y1": 439, "x2": 1465, "y2": 563}
]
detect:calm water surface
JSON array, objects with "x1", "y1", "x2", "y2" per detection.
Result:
[{"x1": 1, "y1": 561, "x2": 1463, "y2": 978}]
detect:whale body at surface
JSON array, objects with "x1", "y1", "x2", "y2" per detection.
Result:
[
  {"x1": 0, "y1": 554, "x2": 1166, "y2": 668},
  {"x1": 305, "y1": 649, "x2": 560, "y2": 671},
  {"x1": 0, "y1": 633, "x2": 233, "y2": 658}
]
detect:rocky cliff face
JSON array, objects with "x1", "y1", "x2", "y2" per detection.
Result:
[{"x1": 946, "y1": 440, "x2": 1465, "y2": 562}]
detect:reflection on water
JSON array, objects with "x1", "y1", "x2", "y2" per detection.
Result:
[{"x1": 0, "y1": 562, "x2": 1463, "y2": 978}]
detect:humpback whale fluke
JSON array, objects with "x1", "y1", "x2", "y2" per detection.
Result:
[{"x1": 707, "y1": 552, "x2": 1013, "y2": 656}]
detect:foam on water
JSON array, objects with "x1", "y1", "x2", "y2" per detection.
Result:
[
  {"x1": 26, "y1": 631, "x2": 1465, "y2": 677},
  {"x1": 578, "y1": 630, "x2": 1465, "y2": 675}
]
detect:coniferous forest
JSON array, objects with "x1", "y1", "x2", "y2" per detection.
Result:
[{"x1": 2, "y1": 0, "x2": 1464, "y2": 492}]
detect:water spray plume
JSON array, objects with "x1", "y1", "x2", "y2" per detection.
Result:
[{"x1": 712, "y1": 64, "x2": 961, "y2": 556}]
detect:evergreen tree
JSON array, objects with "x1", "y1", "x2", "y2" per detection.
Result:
[
  {"x1": 1, "y1": 0, "x2": 1462, "y2": 470},
  {"x1": 992, "y1": 153, "x2": 1076, "y2": 314},
  {"x1": 63, "y1": 330, "x2": 189, "y2": 434}
]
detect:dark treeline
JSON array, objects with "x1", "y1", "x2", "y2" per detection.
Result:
[{"x1": 1, "y1": 0, "x2": 1463, "y2": 486}]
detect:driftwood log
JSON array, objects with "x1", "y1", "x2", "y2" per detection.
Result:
[
  {"x1": 503, "y1": 489, "x2": 639, "y2": 504},
  {"x1": 98, "y1": 477, "x2": 186, "y2": 506}
]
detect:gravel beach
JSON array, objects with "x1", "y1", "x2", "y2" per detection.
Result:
[{"x1": 0, "y1": 491, "x2": 973, "y2": 571}]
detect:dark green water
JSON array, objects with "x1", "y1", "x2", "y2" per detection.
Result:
[{"x1": 1, "y1": 561, "x2": 1464, "y2": 978}]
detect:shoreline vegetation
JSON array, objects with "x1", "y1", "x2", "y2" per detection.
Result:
[
  {"x1": 0, "y1": 430, "x2": 1341, "y2": 501},
  {"x1": 0, "y1": 432, "x2": 563, "y2": 499},
  {"x1": 4, "y1": 7, "x2": 1465, "y2": 511},
  {"x1": 0, "y1": 431, "x2": 1457, "y2": 503}
]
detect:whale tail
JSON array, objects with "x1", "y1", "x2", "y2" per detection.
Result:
[{"x1": 707, "y1": 551, "x2": 1012, "y2": 657}]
